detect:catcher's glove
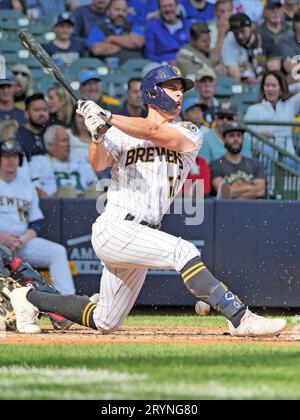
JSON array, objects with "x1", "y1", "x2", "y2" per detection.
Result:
[{"x1": 0, "y1": 275, "x2": 21, "y2": 331}]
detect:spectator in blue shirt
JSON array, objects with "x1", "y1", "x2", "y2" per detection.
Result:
[
  {"x1": 0, "y1": 0, "x2": 23, "y2": 10},
  {"x1": 180, "y1": 0, "x2": 215, "y2": 23},
  {"x1": 127, "y1": 0, "x2": 160, "y2": 27},
  {"x1": 88, "y1": 0, "x2": 145, "y2": 64},
  {"x1": 43, "y1": 13, "x2": 87, "y2": 66},
  {"x1": 0, "y1": 73, "x2": 25, "y2": 128},
  {"x1": 72, "y1": 0, "x2": 110, "y2": 40},
  {"x1": 144, "y1": 0, "x2": 192, "y2": 64}
]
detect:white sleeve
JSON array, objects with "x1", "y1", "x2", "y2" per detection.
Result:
[
  {"x1": 221, "y1": 33, "x2": 240, "y2": 67},
  {"x1": 175, "y1": 121, "x2": 203, "y2": 154},
  {"x1": 103, "y1": 127, "x2": 122, "y2": 161},
  {"x1": 244, "y1": 104, "x2": 258, "y2": 122},
  {"x1": 29, "y1": 183, "x2": 44, "y2": 223},
  {"x1": 174, "y1": 122, "x2": 203, "y2": 170},
  {"x1": 29, "y1": 156, "x2": 57, "y2": 196}
]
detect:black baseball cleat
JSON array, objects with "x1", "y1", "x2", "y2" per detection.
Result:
[{"x1": 48, "y1": 312, "x2": 74, "y2": 331}]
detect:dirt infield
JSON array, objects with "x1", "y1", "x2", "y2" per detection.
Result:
[{"x1": 1, "y1": 325, "x2": 300, "y2": 346}]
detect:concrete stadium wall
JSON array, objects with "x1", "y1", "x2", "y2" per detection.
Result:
[{"x1": 39, "y1": 199, "x2": 300, "y2": 308}]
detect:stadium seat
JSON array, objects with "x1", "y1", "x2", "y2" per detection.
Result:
[
  {"x1": 0, "y1": 21, "x2": 24, "y2": 32},
  {"x1": 35, "y1": 77, "x2": 57, "y2": 93},
  {"x1": 0, "y1": 41, "x2": 21, "y2": 53},
  {"x1": 231, "y1": 95, "x2": 251, "y2": 119},
  {"x1": 120, "y1": 58, "x2": 155, "y2": 78},
  {"x1": 68, "y1": 58, "x2": 109, "y2": 76},
  {"x1": 217, "y1": 75, "x2": 236, "y2": 89},
  {"x1": 0, "y1": 9, "x2": 25, "y2": 21},
  {"x1": 29, "y1": 22, "x2": 50, "y2": 36},
  {"x1": 216, "y1": 75, "x2": 238, "y2": 99},
  {"x1": 101, "y1": 74, "x2": 128, "y2": 100},
  {"x1": 2, "y1": 52, "x2": 19, "y2": 65}
]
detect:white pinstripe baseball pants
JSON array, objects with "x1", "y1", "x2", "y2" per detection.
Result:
[{"x1": 91, "y1": 205, "x2": 200, "y2": 333}]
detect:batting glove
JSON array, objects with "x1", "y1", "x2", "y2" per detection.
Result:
[
  {"x1": 77, "y1": 100, "x2": 112, "y2": 123},
  {"x1": 84, "y1": 114, "x2": 107, "y2": 143}
]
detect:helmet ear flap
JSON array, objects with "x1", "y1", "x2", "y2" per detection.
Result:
[{"x1": 142, "y1": 85, "x2": 178, "y2": 112}]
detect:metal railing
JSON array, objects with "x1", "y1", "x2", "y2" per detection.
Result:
[{"x1": 241, "y1": 120, "x2": 300, "y2": 200}]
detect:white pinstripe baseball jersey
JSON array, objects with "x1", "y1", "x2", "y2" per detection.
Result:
[{"x1": 103, "y1": 120, "x2": 203, "y2": 224}]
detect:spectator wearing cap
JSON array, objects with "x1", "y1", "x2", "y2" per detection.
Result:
[
  {"x1": 180, "y1": 0, "x2": 215, "y2": 23},
  {"x1": 194, "y1": 68, "x2": 219, "y2": 126},
  {"x1": 15, "y1": 93, "x2": 49, "y2": 162},
  {"x1": 88, "y1": 0, "x2": 145, "y2": 65},
  {"x1": 176, "y1": 22, "x2": 226, "y2": 78},
  {"x1": 181, "y1": 97, "x2": 210, "y2": 134},
  {"x1": 24, "y1": 0, "x2": 68, "y2": 19},
  {"x1": 283, "y1": 0, "x2": 300, "y2": 22},
  {"x1": 257, "y1": 0, "x2": 290, "y2": 46},
  {"x1": 210, "y1": 122, "x2": 266, "y2": 199},
  {"x1": 144, "y1": 0, "x2": 192, "y2": 64},
  {"x1": 72, "y1": 0, "x2": 110, "y2": 40},
  {"x1": 0, "y1": 73, "x2": 25, "y2": 127},
  {"x1": 0, "y1": 0, "x2": 23, "y2": 10},
  {"x1": 222, "y1": 12, "x2": 281, "y2": 84},
  {"x1": 199, "y1": 102, "x2": 252, "y2": 164},
  {"x1": 43, "y1": 13, "x2": 87, "y2": 66},
  {"x1": 0, "y1": 120, "x2": 31, "y2": 183},
  {"x1": 78, "y1": 70, "x2": 120, "y2": 112},
  {"x1": 116, "y1": 78, "x2": 147, "y2": 118},
  {"x1": 12, "y1": 64, "x2": 33, "y2": 112},
  {"x1": 279, "y1": 10, "x2": 300, "y2": 75}
]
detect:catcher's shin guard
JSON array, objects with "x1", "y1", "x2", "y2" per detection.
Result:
[
  {"x1": 0, "y1": 244, "x2": 73, "y2": 331},
  {"x1": 0, "y1": 243, "x2": 59, "y2": 294},
  {"x1": 0, "y1": 275, "x2": 21, "y2": 331}
]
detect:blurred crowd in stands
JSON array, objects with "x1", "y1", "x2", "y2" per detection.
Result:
[{"x1": 0, "y1": 0, "x2": 300, "y2": 205}]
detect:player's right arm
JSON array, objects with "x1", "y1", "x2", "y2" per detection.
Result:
[{"x1": 89, "y1": 141, "x2": 114, "y2": 172}]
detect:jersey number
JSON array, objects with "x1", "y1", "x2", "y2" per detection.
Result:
[{"x1": 168, "y1": 175, "x2": 181, "y2": 199}]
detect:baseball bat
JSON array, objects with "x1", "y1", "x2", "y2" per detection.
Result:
[{"x1": 18, "y1": 28, "x2": 108, "y2": 135}]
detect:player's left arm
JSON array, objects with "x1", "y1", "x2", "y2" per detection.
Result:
[
  {"x1": 77, "y1": 101, "x2": 201, "y2": 153},
  {"x1": 110, "y1": 115, "x2": 197, "y2": 152}
]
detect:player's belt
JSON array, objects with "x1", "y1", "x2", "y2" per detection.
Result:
[{"x1": 125, "y1": 214, "x2": 161, "y2": 230}]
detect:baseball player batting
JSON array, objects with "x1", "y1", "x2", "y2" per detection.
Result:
[{"x1": 9, "y1": 65, "x2": 286, "y2": 337}]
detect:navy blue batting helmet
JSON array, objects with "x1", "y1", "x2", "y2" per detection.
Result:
[
  {"x1": 0, "y1": 139, "x2": 24, "y2": 167},
  {"x1": 141, "y1": 65, "x2": 194, "y2": 112}
]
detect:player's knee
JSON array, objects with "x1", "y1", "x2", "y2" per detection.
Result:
[
  {"x1": 174, "y1": 238, "x2": 200, "y2": 272},
  {"x1": 94, "y1": 320, "x2": 119, "y2": 334},
  {"x1": 93, "y1": 313, "x2": 121, "y2": 334}
]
